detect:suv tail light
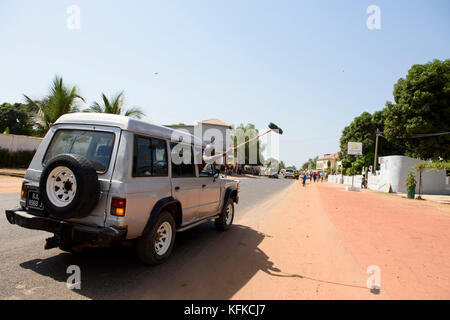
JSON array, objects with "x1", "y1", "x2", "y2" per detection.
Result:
[
  {"x1": 111, "y1": 197, "x2": 126, "y2": 216},
  {"x1": 21, "y1": 182, "x2": 27, "y2": 198}
]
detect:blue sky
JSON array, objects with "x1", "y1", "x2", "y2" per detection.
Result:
[{"x1": 1, "y1": 0, "x2": 449, "y2": 168}]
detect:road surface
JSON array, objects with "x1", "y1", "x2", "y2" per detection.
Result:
[
  {"x1": 0, "y1": 175, "x2": 293, "y2": 299},
  {"x1": 1, "y1": 175, "x2": 448, "y2": 300}
]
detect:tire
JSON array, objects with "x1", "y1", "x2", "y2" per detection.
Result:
[
  {"x1": 136, "y1": 211, "x2": 176, "y2": 265},
  {"x1": 215, "y1": 198, "x2": 234, "y2": 231},
  {"x1": 40, "y1": 154, "x2": 100, "y2": 220}
]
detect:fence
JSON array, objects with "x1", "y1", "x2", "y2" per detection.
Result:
[
  {"x1": 0, "y1": 134, "x2": 42, "y2": 152},
  {"x1": 0, "y1": 134, "x2": 42, "y2": 168},
  {"x1": 328, "y1": 175, "x2": 362, "y2": 187}
]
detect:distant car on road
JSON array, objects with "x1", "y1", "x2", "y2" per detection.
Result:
[{"x1": 284, "y1": 169, "x2": 295, "y2": 179}]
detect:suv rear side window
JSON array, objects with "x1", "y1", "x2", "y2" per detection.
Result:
[
  {"x1": 43, "y1": 129, "x2": 115, "y2": 173},
  {"x1": 133, "y1": 135, "x2": 168, "y2": 177}
]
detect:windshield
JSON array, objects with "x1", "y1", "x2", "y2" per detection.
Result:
[{"x1": 43, "y1": 129, "x2": 115, "y2": 173}]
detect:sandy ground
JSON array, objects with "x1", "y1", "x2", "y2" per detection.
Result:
[
  {"x1": 229, "y1": 181, "x2": 449, "y2": 299},
  {"x1": 229, "y1": 181, "x2": 388, "y2": 299},
  {"x1": 318, "y1": 183, "x2": 450, "y2": 299},
  {"x1": 0, "y1": 176, "x2": 22, "y2": 194}
]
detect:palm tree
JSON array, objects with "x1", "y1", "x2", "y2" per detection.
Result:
[
  {"x1": 86, "y1": 92, "x2": 145, "y2": 119},
  {"x1": 24, "y1": 75, "x2": 84, "y2": 135}
]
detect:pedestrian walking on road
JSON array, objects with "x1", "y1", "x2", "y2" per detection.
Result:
[
  {"x1": 302, "y1": 174, "x2": 307, "y2": 187},
  {"x1": 361, "y1": 174, "x2": 367, "y2": 189}
]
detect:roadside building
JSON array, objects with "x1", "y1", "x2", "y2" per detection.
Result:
[{"x1": 316, "y1": 153, "x2": 339, "y2": 172}]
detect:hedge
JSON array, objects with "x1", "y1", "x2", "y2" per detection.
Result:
[{"x1": 415, "y1": 161, "x2": 450, "y2": 172}]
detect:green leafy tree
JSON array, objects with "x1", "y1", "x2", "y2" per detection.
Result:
[
  {"x1": 279, "y1": 161, "x2": 286, "y2": 170},
  {"x1": 339, "y1": 111, "x2": 406, "y2": 173},
  {"x1": 232, "y1": 123, "x2": 265, "y2": 165},
  {"x1": 24, "y1": 76, "x2": 84, "y2": 136},
  {"x1": 86, "y1": 92, "x2": 145, "y2": 119},
  {"x1": 384, "y1": 59, "x2": 450, "y2": 160},
  {"x1": 302, "y1": 157, "x2": 318, "y2": 170},
  {"x1": 0, "y1": 103, "x2": 34, "y2": 135}
]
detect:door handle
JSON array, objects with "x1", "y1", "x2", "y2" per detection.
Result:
[{"x1": 175, "y1": 186, "x2": 180, "y2": 191}]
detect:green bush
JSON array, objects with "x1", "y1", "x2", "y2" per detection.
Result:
[
  {"x1": 405, "y1": 170, "x2": 417, "y2": 190},
  {"x1": 0, "y1": 148, "x2": 35, "y2": 168},
  {"x1": 345, "y1": 167, "x2": 358, "y2": 176}
]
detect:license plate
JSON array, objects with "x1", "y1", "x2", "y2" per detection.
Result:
[{"x1": 27, "y1": 189, "x2": 44, "y2": 210}]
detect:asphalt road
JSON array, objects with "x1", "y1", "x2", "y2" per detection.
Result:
[{"x1": 0, "y1": 176, "x2": 293, "y2": 300}]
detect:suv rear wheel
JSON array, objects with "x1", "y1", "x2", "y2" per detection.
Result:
[{"x1": 136, "y1": 211, "x2": 176, "y2": 265}]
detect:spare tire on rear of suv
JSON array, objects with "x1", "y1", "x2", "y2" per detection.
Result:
[{"x1": 39, "y1": 154, "x2": 100, "y2": 220}]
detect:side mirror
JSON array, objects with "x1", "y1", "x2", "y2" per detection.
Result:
[{"x1": 213, "y1": 168, "x2": 220, "y2": 181}]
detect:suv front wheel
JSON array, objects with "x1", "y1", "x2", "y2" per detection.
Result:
[
  {"x1": 136, "y1": 211, "x2": 176, "y2": 265},
  {"x1": 215, "y1": 198, "x2": 234, "y2": 231}
]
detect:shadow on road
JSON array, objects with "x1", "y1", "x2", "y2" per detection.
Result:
[{"x1": 19, "y1": 223, "x2": 291, "y2": 299}]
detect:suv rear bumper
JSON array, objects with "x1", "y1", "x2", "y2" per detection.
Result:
[{"x1": 5, "y1": 209, "x2": 127, "y2": 247}]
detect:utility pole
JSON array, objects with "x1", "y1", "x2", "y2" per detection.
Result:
[{"x1": 373, "y1": 128, "x2": 380, "y2": 173}]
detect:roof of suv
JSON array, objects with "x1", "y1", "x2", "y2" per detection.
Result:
[{"x1": 55, "y1": 113, "x2": 204, "y2": 146}]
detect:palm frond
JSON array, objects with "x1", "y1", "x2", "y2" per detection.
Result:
[
  {"x1": 124, "y1": 106, "x2": 145, "y2": 119},
  {"x1": 88, "y1": 102, "x2": 104, "y2": 113}
]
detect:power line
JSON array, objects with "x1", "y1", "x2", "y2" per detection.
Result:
[{"x1": 406, "y1": 132, "x2": 450, "y2": 138}]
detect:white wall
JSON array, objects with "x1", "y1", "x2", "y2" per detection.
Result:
[
  {"x1": 328, "y1": 156, "x2": 450, "y2": 195},
  {"x1": 374, "y1": 155, "x2": 449, "y2": 195},
  {"x1": 328, "y1": 175, "x2": 361, "y2": 186},
  {"x1": 0, "y1": 134, "x2": 42, "y2": 152}
]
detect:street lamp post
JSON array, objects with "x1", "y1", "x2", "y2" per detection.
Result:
[{"x1": 373, "y1": 128, "x2": 381, "y2": 174}]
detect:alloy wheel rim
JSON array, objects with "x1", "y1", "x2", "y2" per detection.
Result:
[
  {"x1": 225, "y1": 203, "x2": 233, "y2": 225},
  {"x1": 154, "y1": 222, "x2": 172, "y2": 256}
]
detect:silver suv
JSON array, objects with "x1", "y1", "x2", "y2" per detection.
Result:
[
  {"x1": 5, "y1": 113, "x2": 239, "y2": 265},
  {"x1": 284, "y1": 169, "x2": 295, "y2": 179}
]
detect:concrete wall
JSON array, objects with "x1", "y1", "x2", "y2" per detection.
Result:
[
  {"x1": 0, "y1": 134, "x2": 42, "y2": 152},
  {"x1": 328, "y1": 156, "x2": 450, "y2": 195},
  {"x1": 327, "y1": 175, "x2": 343, "y2": 184},
  {"x1": 374, "y1": 155, "x2": 449, "y2": 195},
  {"x1": 328, "y1": 175, "x2": 361, "y2": 186}
]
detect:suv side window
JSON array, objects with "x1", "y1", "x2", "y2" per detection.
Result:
[
  {"x1": 170, "y1": 143, "x2": 196, "y2": 178},
  {"x1": 133, "y1": 135, "x2": 168, "y2": 177},
  {"x1": 199, "y1": 163, "x2": 215, "y2": 177}
]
